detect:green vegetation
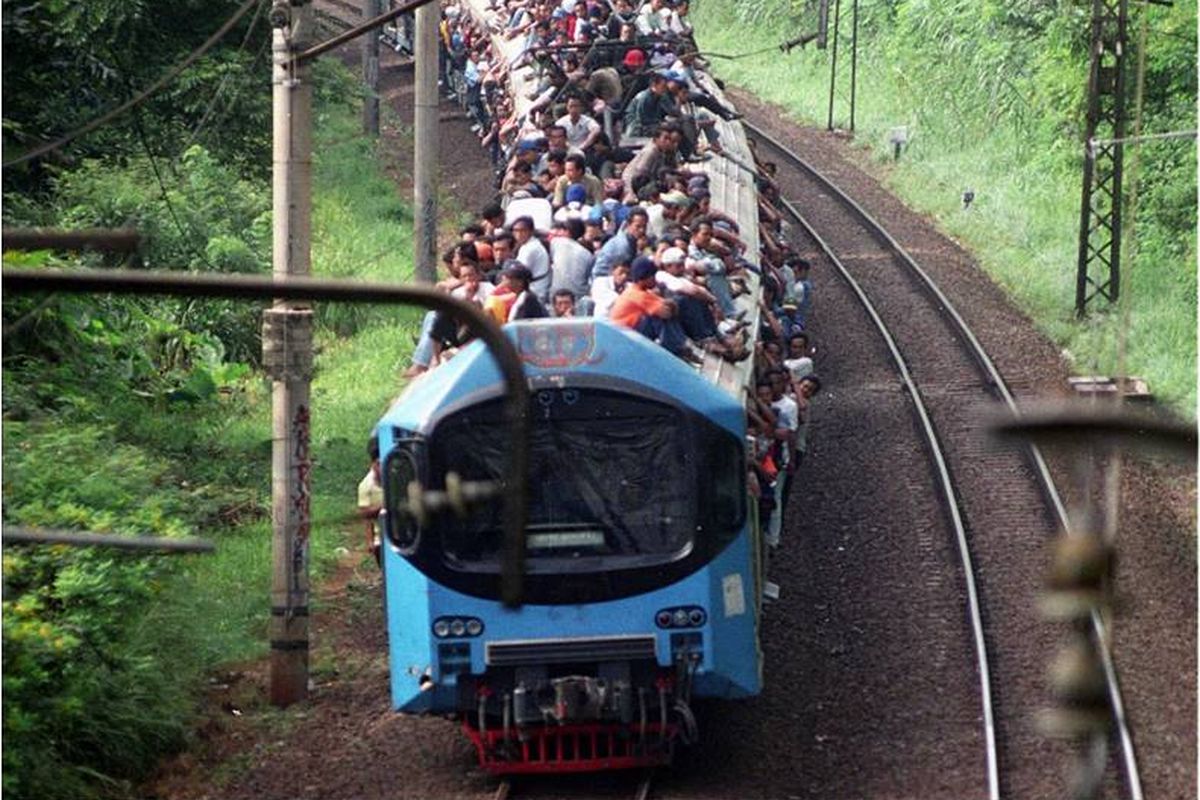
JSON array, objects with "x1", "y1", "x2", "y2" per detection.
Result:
[
  {"x1": 2, "y1": 15, "x2": 417, "y2": 790},
  {"x1": 696, "y1": 0, "x2": 1196, "y2": 414}
]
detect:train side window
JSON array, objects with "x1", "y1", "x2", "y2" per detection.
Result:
[
  {"x1": 697, "y1": 430, "x2": 746, "y2": 544},
  {"x1": 384, "y1": 446, "x2": 422, "y2": 554}
]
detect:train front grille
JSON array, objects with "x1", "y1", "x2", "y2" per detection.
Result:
[{"x1": 485, "y1": 635, "x2": 656, "y2": 667}]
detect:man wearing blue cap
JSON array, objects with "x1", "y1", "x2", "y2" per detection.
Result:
[
  {"x1": 610, "y1": 256, "x2": 699, "y2": 363},
  {"x1": 551, "y1": 154, "x2": 604, "y2": 208}
]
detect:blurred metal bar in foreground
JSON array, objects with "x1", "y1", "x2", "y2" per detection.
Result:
[
  {"x1": 3, "y1": 228, "x2": 141, "y2": 254},
  {"x1": 1, "y1": 267, "x2": 531, "y2": 610},
  {"x1": 3, "y1": 526, "x2": 215, "y2": 554}
]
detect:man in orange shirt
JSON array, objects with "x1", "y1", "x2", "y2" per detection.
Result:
[
  {"x1": 610, "y1": 257, "x2": 673, "y2": 328},
  {"x1": 609, "y1": 257, "x2": 697, "y2": 363}
]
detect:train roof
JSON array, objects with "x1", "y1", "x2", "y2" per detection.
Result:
[
  {"x1": 458, "y1": 0, "x2": 763, "y2": 397},
  {"x1": 381, "y1": 318, "x2": 746, "y2": 436}
]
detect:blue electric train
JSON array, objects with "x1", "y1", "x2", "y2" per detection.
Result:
[{"x1": 374, "y1": 319, "x2": 763, "y2": 773}]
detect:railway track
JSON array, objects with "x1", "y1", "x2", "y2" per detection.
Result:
[
  {"x1": 742, "y1": 119, "x2": 1142, "y2": 799},
  {"x1": 492, "y1": 771, "x2": 654, "y2": 800}
]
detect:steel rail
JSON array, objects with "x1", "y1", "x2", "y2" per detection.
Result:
[
  {"x1": 761, "y1": 163, "x2": 1000, "y2": 800},
  {"x1": 745, "y1": 119, "x2": 1143, "y2": 800},
  {"x1": 634, "y1": 770, "x2": 654, "y2": 800},
  {"x1": 1, "y1": 267, "x2": 531, "y2": 608}
]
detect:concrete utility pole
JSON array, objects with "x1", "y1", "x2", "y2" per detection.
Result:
[
  {"x1": 266, "y1": 0, "x2": 315, "y2": 707},
  {"x1": 412, "y1": 0, "x2": 439, "y2": 282},
  {"x1": 362, "y1": 0, "x2": 382, "y2": 135}
]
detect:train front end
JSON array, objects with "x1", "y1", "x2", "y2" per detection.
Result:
[{"x1": 377, "y1": 320, "x2": 761, "y2": 774}]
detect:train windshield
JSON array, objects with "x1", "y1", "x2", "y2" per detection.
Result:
[{"x1": 429, "y1": 389, "x2": 742, "y2": 571}]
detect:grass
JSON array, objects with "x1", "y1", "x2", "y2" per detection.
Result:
[
  {"x1": 694, "y1": 4, "x2": 1196, "y2": 417},
  {"x1": 136, "y1": 114, "x2": 425, "y2": 680}
]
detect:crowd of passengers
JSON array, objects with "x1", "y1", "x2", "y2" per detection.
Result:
[{"x1": 378, "y1": 0, "x2": 822, "y2": 556}]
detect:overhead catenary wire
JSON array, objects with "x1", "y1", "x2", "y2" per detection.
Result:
[
  {"x1": 130, "y1": 104, "x2": 221, "y2": 272},
  {"x1": 1088, "y1": 128, "x2": 1198, "y2": 152},
  {"x1": 2, "y1": 0, "x2": 260, "y2": 169},
  {"x1": 182, "y1": 0, "x2": 271, "y2": 154}
]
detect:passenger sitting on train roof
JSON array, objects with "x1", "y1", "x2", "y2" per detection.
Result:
[
  {"x1": 589, "y1": 260, "x2": 629, "y2": 319},
  {"x1": 552, "y1": 154, "x2": 604, "y2": 207},
  {"x1": 489, "y1": 231, "x2": 515, "y2": 279},
  {"x1": 591, "y1": 206, "x2": 648, "y2": 277},
  {"x1": 510, "y1": 216, "x2": 552, "y2": 303},
  {"x1": 473, "y1": 239, "x2": 496, "y2": 279},
  {"x1": 667, "y1": 78, "x2": 721, "y2": 158},
  {"x1": 670, "y1": 51, "x2": 739, "y2": 120},
  {"x1": 635, "y1": 0, "x2": 669, "y2": 36},
  {"x1": 503, "y1": 139, "x2": 541, "y2": 190},
  {"x1": 583, "y1": 132, "x2": 620, "y2": 180},
  {"x1": 429, "y1": 260, "x2": 495, "y2": 367},
  {"x1": 582, "y1": 217, "x2": 605, "y2": 251},
  {"x1": 654, "y1": 246, "x2": 743, "y2": 360},
  {"x1": 551, "y1": 289, "x2": 581, "y2": 318},
  {"x1": 622, "y1": 72, "x2": 672, "y2": 138},
  {"x1": 620, "y1": 45, "x2": 647, "y2": 73},
  {"x1": 609, "y1": 256, "x2": 700, "y2": 362},
  {"x1": 687, "y1": 219, "x2": 738, "y2": 318},
  {"x1": 656, "y1": 188, "x2": 691, "y2": 229},
  {"x1": 607, "y1": 0, "x2": 637, "y2": 37},
  {"x1": 484, "y1": 262, "x2": 549, "y2": 322},
  {"x1": 548, "y1": 218, "x2": 595, "y2": 301},
  {"x1": 536, "y1": 129, "x2": 569, "y2": 173},
  {"x1": 640, "y1": 185, "x2": 680, "y2": 240},
  {"x1": 620, "y1": 123, "x2": 681, "y2": 203},
  {"x1": 538, "y1": 150, "x2": 567, "y2": 193},
  {"x1": 556, "y1": 97, "x2": 603, "y2": 151},
  {"x1": 480, "y1": 202, "x2": 506, "y2": 237},
  {"x1": 553, "y1": 184, "x2": 593, "y2": 223}
]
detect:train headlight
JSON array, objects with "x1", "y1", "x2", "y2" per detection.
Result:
[
  {"x1": 673, "y1": 609, "x2": 690, "y2": 627},
  {"x1": 689, "y1": 608, "x2": 707, "y2": 626},
  {"x1": 450, "y1": 619, "x2": 466, "y2": 637},
  {"x1": 433, "y1": 620, "x2": 451, "y2": 638},
  {"x1": 465, "y1": 619, "x2": 483, "y2": 636},
  {"x1": 656, "y1": 611, "x2": 674, "y2": 628}
]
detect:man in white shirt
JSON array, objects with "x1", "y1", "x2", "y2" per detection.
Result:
[
  {"x1": 512, "y1": 216, "x2": 552, "y2": 303},
  {"x1": 766, "y1": 367, "x2": 800, "y2": 546},
  {"x1": 590, "y1": 261, "x2": 630, "y2": 319},
  {"x1": 555, "y1": 97, "x2": 602, "y2": 152},
  {"x1": 635, "y1": 0, "x2": 666, "y2": 35},
  {"x1": 429, "y1": 261, "x2": 494, "y2": 365},
  {"x1": 549, "y1": 218, "x2": 596, "y2": 302}
]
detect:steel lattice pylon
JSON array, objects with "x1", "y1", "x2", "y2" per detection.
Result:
[{"x1": 1075, "y1": 0, "x2": 1129, "y2": 316}]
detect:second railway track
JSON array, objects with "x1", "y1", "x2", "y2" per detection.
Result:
[{"x1": 741, "y1": 118, "x2": 1141, "y2": 799}]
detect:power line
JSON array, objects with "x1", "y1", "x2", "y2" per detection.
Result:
[
  {"x1": 182, "y1": 0, "x2": 270, "y2": 154},
  {"x1": 130, "y1": 104, "x2": 220, "y2": 272},
  {"x1": 3, "y1": 0, "x2": 260, "y2": 169},
  {"x1": 1089, "y1": 128, "x2": 1197, "y2": 152}
]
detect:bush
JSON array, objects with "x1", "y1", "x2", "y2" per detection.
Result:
[
  {"x1": 2, "y1": 424, "x2": 197, "y2": 799},
  {"x1": 2, "y1": 57, "x2": 420, "y2": 798}
]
